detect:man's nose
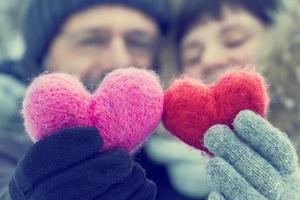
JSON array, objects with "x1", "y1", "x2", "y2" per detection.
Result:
[{"x1": 109, "y1": 37, "x2": 131, "y2": 68}]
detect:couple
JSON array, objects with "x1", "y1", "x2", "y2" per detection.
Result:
[{"x1": 1, "y1": 0, "x2": 300, "y2": 199}]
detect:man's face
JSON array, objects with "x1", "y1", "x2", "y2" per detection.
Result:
[
  {"x1": 181, "y1": 5, "x2": 267, "y2": 83},
  {"x1": 45, "y1": 5, "x2": 159, "y2": 89}
]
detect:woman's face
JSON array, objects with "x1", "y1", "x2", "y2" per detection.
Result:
[{"x1": 180, "y1": 6, "x2": 267, "y2": 83}]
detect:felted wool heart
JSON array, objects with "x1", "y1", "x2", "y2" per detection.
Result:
[
  {"x1": 163, "y1": 70, "x2": 269, "y2": 153},
  {"x1": 23, "y1": 68, "x2": 164, "y2": 153}
]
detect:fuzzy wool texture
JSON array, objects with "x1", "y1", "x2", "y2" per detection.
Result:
[
  {"x1": 162, "y1": 69, "x2": 269, "y2": 153},
  {"x1": 205, "y1": 110, "x2": 300, "y2": 200},
  {"x1": 22, "y1": 67, "x2": 164, "y2": 153}
]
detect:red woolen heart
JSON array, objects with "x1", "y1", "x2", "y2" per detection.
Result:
[{"x1": 162, "y1": 70, "x2": 269, "y2": 153}]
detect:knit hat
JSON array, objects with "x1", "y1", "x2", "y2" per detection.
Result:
[{"x1": 18, "y1": 0, "x2": 171, "y2": 81}]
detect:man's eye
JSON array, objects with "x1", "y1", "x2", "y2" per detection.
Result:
[{"x1": 78, "y1": 37, "x2": 109, "y2": 47}]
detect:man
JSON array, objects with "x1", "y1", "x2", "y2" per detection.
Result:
[
  {"x1": 0, "y1": 0, "x2": 171, "y2": 199},
  {"x1": 146, "y1": 0, "x2": 300, "y2": 199},
  {"x1": 0, "y1": 0, "x2": 171, "y2": 140}
]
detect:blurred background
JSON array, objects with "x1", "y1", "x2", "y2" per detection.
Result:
[{"x1": 0, "y1": 0, "x2": 24, "y2": 61}]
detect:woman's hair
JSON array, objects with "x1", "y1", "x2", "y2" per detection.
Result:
[{"x1": 176, "y1": 0, "x2": 280, "y2": 44}]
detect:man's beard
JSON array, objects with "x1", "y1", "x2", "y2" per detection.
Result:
[
  {"x1": 82, "y1": 69, "x2": 115, "y2": 92},
  {"x1": 82, "y1": 78, "x2": 101, "y2": 92}
]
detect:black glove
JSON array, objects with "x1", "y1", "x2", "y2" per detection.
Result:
[{"x1": 9, "y1": 127, "x2": 157, "y2": 200}]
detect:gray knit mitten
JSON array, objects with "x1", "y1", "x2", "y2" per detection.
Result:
[{"x1": 205, "y1": 110, "x2": 300, "y2": 200}]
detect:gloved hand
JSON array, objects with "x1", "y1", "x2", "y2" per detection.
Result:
[
  {"x1": 205, "y1": 110, "x2": 300, "y2": 200},
  {"x1": 9, "y1": 127, "x2": 156, "y2": 200}
]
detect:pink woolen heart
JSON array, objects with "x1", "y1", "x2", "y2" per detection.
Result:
[
  {"x1": 23, "y1": 68, "x2": 164, "y2": 153},
  {"x1": 163, "y1": 69, "x2": 269, "y2": 153}
]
